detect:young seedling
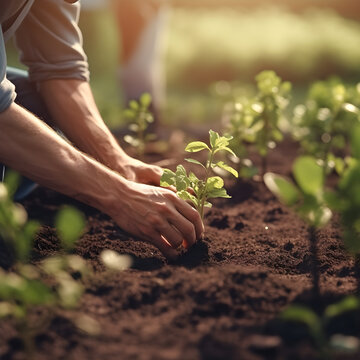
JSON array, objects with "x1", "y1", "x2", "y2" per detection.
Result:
[
  {"x1": 293, "y1": 79, "x2": 360, "y2": 177},
  {"x1": 326, "y1": 123, "x2": 360, "y2": 294},
  {"x1": 224, "y1": 100, "x2": 259, "y2": 179},
  {"x1": 252, "y1": 70, "x2": 291, "y2": 175},
  {"x1": 123, "y1": 92, "x2": 155, "y2": 158},
  {"x1": 160, "y1": 130, "x2": 238, "y2": 220},
  {"x1": 264, "y1": 156, "x2": 332, "y2": 297},
  {"x1": 281, "y1": 296, "x2": 360, "y2": 358}
]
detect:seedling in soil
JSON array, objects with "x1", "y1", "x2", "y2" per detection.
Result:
[
  {"x1": 123, "y1": 93, "x2": 155, "y2": 158},
  {"x1": 264, "y1": 156, "x2": 332, "y2": 297},
  {"x1": 224, "y1": 101, "x2": 259, "y2": 179},
  {"x1": 160, "y1": 130, "x2": 238, "y2": 220},
  {"x1": 326, "y1": 123, "x2": 360, "y2": 294},
  {"x1": 281, "y1": 296, "x2": 360, "y2": 358},
  {"x1": 252, "y1": 70, "x2": 291, "y2": 175},
  {"x1": 293, "y1": 79, "x2": 360, "y2": 177},
  {"x1": 0, "y1": 182, "x2": 95, "y2": 358}
]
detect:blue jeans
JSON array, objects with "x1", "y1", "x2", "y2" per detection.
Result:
[{"x1": 1, "y1": 67, "x2": 53, "y2": 201}]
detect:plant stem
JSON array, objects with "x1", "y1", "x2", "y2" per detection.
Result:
[
  {"x1": 309, "y1": 226, "x2": 320, "y2": 298},
  {"x1": 199, "y1": 150, "x2": 214, "y2": 220}
]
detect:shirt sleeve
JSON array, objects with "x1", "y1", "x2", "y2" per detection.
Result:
[
  {"x1": 13, "y1": 0, "x2": 90, "y2": 83},
  {"x1": 0, "y1": 29, "x2": 16, "y2": 113}
]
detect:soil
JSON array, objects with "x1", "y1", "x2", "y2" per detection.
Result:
[{"x1": 1, "y1": 137, "x2": 360, "y2": 360}]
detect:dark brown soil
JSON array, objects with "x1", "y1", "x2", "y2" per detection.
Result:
[{"x1": 1, "y1": 138, "x2": 360, "y2": 360}]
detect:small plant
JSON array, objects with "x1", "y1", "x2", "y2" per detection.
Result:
[
  {"x1": 160, "y1": 130, "x2": 238, "y2": 220},
  {"x1": 123, "y1": 93, "x2": 155, "y2": 158},
  {"x1": 326, "y1": 123, "x2": 360, "y2": 294},
  {"x1": 251, "y1": 70, "x2": 291, "y2": 175},
  {"x1": 281, "y1": 296, "x2": 360, "y2": 358},
  {"x1": 293, "y1": 79, "x2": 360, "y2": 176},
  {"x1": 264, "y1": 156, "x2": 332, "y2": 297},
  {"x1": 223, "y1": 100, "x2": 259, "y2": 178}
]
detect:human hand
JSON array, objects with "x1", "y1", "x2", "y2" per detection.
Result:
[
  {"x1": 117, "y1": 156, "x2": 163, "y2": 186},
  {"x1": 107, "y1": 180, "x2": 204, "y2": 260}
]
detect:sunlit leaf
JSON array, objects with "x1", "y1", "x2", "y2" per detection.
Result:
[
  {"x1": 264, "y1": 173, "x2": 299, "y2": 206},
  {"x1": 160, "y1": 169, "x2": 176, "y2": 187},
  {"x1": 55, "y1": 206, "x2": 86, "y2": 251},
  {"x1": 185, "y1": 158, "x2": 205, "y2": 168},
  {"x1": 100, "y1": 250, "x2": 133, "y2": 271},
  {"x1": 216, "y1": 161, "x2": 238, "y2": 178},
  {"x1": 140, "y1": 93, "x2": 152, "y2": 108},
  {"x1": 293, "y1": 156, "x2": 323, "y2": 196},
  {"x1": 185, "y1": 141, "x2": 210, "y2": 153}
]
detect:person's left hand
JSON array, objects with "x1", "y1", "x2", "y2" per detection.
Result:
[{"x1": 117, "y1": 156, "x2": 163, "y2": 186}]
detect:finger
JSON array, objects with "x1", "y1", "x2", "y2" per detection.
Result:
[
  {"x1": 145, "y1": 166, "x2": 162, "y2": 186},
  {"x1": 168, "y1": 210, "x2": 197, "y2": 248},
  {"x1": 174, "y1": 199, "x2": 204, "y2": 240},
  {"x1": 157, "y1": 223, "x2": 184, "y2": 249},
  {"x1": 149, "y1": 232, "x2": 179, "y2": 260}
]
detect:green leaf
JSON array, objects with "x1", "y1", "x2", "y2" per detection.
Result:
[
  {"x1": 100, "y1": 250, "x2": 133, "y2": 271},
  {"x1": 209, "y1": 130, "x2": 220, "y2": 148},
  {"x1": 293, "y1": 156, "x2": 323, "y2": 196},
  {"x1": 55, "y1": 206, "x2": 86, "y2": 251},
  {"x1": 175, "y1": 165, "x2": 190, "y2": 191},
  {"x1": 177, "y1": 190, "x2": 198, "y2": 207},
  {"x1": 16, "y1": 220, "x2": 40, "y2": 262},
  {"x1": 140, "y1": 93, "x2": 152, "y2": 108},
  {"x1": 185, "y1": 158, "x2": 205, "y2": 168},
  {"x1": 281, "y1": 305, "x2": 323, "y2": 343},
  {"x1": 185, "y1": 141, "x2": 210, "y2": 153},
  {"x1": 160, "y1": 169, "x2": 176, "y2": 187},
  {"x1": 129, "y1": 100, "x2": 139, "y2": 110},
  {"x1": 3, "y1": 171, "x2": 20, "y2": 198},
  {"x1": 207, "y1": 176, "x2": 224, "y2": 190},
  {"x1": 306, "y1": 206, "x2": 332, "y2": 228},
  {"x1": 264, "y1": 173, "x2": 299, "y2": 206},
  {"x1": 216, "y1": 161, "x2": 238, "y2": 178},
  {"x1": 207, "y1": 188, "x2": 231, "y2": 199},
  {"x1": 221, "y1": 147, "x2": 237, "y2": 157},
  {"x1": 324, "y1": 296, "x2": 360, "y2": 319},
  {"x1": 351, "y1": 123, "x2": 360, "y2": 159}
]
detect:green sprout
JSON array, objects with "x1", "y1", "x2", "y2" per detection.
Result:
[
  {"x1": 252, "y1": 71, "x2": 291, "y2": 175},
  {"x1": 123, "y1": 93, "x2": 155, "y2": 158},
  {"x1": 281, "y1": 296, "x2": 360, "y2": 358},
  {"x1": 160, "y1": 130, "x2": 238, "y2": 220},
  {"x1": 224, "y1": 100, "x2": 259, "y2": 179},
  {"x1": 264, "y1": 156, "x2": 332, "y2": 297},
  {"x1": 293, "y1": 79, "x2": 360, "y2": 177},
  {"x1": 224, "y1": 71, "x2": 290, "y2": 177}
]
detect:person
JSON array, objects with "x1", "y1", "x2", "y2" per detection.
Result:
[
  {"x1": 113, "y1": 0, "x2": 170, "y2": 117},
  {"x1": 0, "y1": 0, "x2": 203, "y2": 260}
]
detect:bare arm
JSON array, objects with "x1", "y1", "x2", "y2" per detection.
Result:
[
  {"x1": 38, "y1": 79, "x2": 161, "y2": 185},
  {"x1": 0, "y1": 103, "x2": 204, "y2": 258}
]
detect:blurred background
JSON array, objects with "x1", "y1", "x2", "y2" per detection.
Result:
[{"x1": 6, "y1": 0, "x2": 360, "y2": 129}]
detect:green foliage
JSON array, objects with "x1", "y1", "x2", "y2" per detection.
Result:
[
  {"x1": 161, "y1": 130, "x2": 238, "y2": 219},
  {"x1": 281, "y1": 296, "x2": 360, "y2": 355},
  {"x1": 326, "y1": 123, "x2": 360, "y2": 254},
  {"x1": 55, "y1": 206, "x2": 86, "y2": 251},
  {"x1": 264, "y1": 156, "x2": 331, "y2": 228},
  {"x1": 225, "y1": 70, "x2": 290, "y2": 176},
  {"x1": 293, "y1": 79, "x2": 360, "y2": 175},
  {"x1": 0, "y1": 181, "x2": 39, "y2": 262},
  {"x1": 123, "y1": 93, "x2": 155, "y2": 158}
]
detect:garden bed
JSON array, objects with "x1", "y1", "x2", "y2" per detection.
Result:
[{"x1": 0, "y1": 138, "x2": 359, "y2": 360}]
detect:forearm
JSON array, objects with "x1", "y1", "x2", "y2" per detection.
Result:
[
  {"x1": 0, "y1": 103, "x2": 127, "y2": 213},
  {"x1": 38, "y1": 79, "x2": 130, "y2": 173}
]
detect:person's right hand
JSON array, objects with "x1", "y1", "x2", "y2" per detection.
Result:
[{"x1": 107, "y1": 180, "x2": 204, "y2": 260}]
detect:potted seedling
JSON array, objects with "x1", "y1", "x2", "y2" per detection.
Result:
[
  {"x1": 293, "y1": 79, "x2": 360, "y2": 177},
  {"x1": 123, "y1": 93, "x2": 155, "y2": 158},
  {"x1": 160, "y1": 130, "x2": 238, "y2": 221},
  {"x1": 264, "y1": 156, "x2": 332, "y2": 297}
]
